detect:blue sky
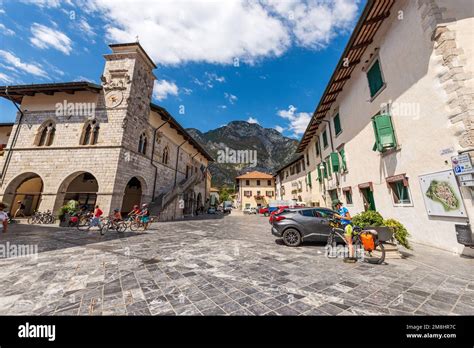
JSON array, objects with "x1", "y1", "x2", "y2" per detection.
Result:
[{"x1": 0, "y1": 0, "x2": 365, "y2": 138}]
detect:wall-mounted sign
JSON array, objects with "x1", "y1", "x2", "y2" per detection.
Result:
[
  {"x1": 178, "y1": 199, "x2": 185, "y2": 209},
  {"x1": 419, "y1": 170, "x2": 467, "y2": 218},
  {"x1": 451, "y1": 153, "x2": 473, "y2": 175},
  {"x1": 440, "y1": 147, "x2": 455, "y2": 156}
]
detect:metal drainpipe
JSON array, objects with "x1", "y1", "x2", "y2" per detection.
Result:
[
  {"x1": 174, "y1": 140, "x2": 187, "y2": 187},
  {"x1": 151, "y1": 118, "x2": 170, "y2": 201},
  {"x1": 1, "y1": 87, "x2": 24, "y2": 186}
]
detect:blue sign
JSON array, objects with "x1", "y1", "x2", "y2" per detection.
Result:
[{"x1": 454, "y1": 165, "x2": 462, "y2": 174}]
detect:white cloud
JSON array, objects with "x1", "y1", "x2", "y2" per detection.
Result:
[
  {"x1": 78, "y1": 18, "x2": 96, "y2": 37},
  {"x1": 0, "y1": 9, "x2": 5, "y2": 14},
  {"x1": 224, "y1": 92, "x2": 238, "y2": 105},
  {"x1": 153, "y1": 80, "x2": 179, "y2": 101},
  {"x1": 20, "y1": 0, "x2": 73, "y2": 7},
  {"x1": 204, "y1": 72, "x2": 226, "y2": 88},
  {"x1": 247, "y1": 117, "x2": 259, "y2": 124},
  {"x1": 84, "y1": 0, "x2": 358, "y2": 65},
  {"x1": 274, "y1": 125, "x2": 284, "y2": 133},
  {"x1": 89, "y1": 0, "x2": 286, "y2": 66},
  {"x1": 277, "y1": 105, "x2": 311, "y2": 136},
  {"x1": 218, "y1": 105, "x2": 227, "y2": 109},
  {"x1": 0, "y1": 72, "x2": 13, "y2": 84},
  {"x1": 182, "y1": 87, "x2": 193, "y2": 95},
  {"x1": 0, "y1": 23, "x2": 15, "y2": 36},
  {"x1": 0, "y1": 50, "x2": 48, "y2": 78},
  {"x1": 267, "y1": 0, "x2": 359, "y2": 49},
  {"x1": 30, "y1": 23, "x2": 72, "y2": 55}
]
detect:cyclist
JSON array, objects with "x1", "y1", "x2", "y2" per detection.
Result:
[
  {"x1": 333, "y1": 199, "x2": 355, "y2": 261},
  {"x1": 92, "y1": 205, "x2": 103, "y2": 227},
  {"x1": 128, "y1": 205, "x2": 141, "y2": 221},
  {"x1": 139, "y1": 203, "x2": 151, "y2": 230},
  {"x1": 108, "y1": 208, "x2": 122, "y2": 229}
]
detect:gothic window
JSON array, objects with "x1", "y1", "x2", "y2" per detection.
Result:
[
  {"x1": 81, "y1": 120, "x2": 99, "y2": 145},
  {"x1": 138, "y1": 133, "x2": 147, "y2": 155},
  {"x1": 35, "y1": 121, "x2": 55, "y2": 146},
  {"x1": 162, "y1": 146, "x2": 169, "y2": 165}
]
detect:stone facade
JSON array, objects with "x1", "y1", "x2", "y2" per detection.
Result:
[{"x1": 0, "y1": 43, "x2": 212, "y2": 220}]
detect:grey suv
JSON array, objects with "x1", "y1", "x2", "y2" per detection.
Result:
[{"x1": 271, "y1": 207, "x2": 339, "y2": 246}]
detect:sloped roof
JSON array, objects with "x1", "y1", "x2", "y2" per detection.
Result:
[
  {"x1": 236, "y1": 171, "x2": 274, "y2": 179},
  {"x1": 297, "y1": 0, "x2": 395, "y2": 152}
]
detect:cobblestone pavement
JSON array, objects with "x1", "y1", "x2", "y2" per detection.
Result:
[{"x1": 0, "y1": 214, "x2": 473, "y2": 316}]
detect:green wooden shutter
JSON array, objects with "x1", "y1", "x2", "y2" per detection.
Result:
[
  {"x1": 372, "y1": 114, "x2": 397, "y2": 152},
  {"x1": 367, "y1": 59, "x2": 384, "y2": 97},
  {"x1": 317, "y1": 165, "x2": 322, "y2": 182},
  {"x1": 330, "y1": 152, "x2": 340, "y2": 173},
  {"x1": 323, "y1": 162, "x2": 328, "y2": 178},
  {"x1": 334, "y1": 114, "x2": 342, "y2": 135},
  {"x1": 326, "y1": 159, "x2": 332, "y2": 176},
  {"x1": 322, "y1": 130, "x2": 328, "y2": 148},
  {"x1": 339, "y1": 148, "x2": 346, "y2": 172},
  {"x1": 307, "y1": 172, "x2": 312, "y2": 187}
]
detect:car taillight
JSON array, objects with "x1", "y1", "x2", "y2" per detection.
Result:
[{"x1": 274, "y1": 215, "x2": 286, "y2": 222}]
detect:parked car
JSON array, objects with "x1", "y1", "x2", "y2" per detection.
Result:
[
  {"x1": 207, "y1": 207, "x2": 216, "y2": 214},
  {"x1": 223, "y1": 201, "x2": 232, "y2": 214},
  {"x1": 243, "y1": 207, "x2": 257, "y2": 215},
  {"x1": 270, "y1": 207, "x2": 339, "y2": 246},
  {"x1": 259, "y1": 206, "x2": 270, "y2": 216}
]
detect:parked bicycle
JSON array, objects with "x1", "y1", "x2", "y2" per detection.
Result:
[
  {"x1": 326, "y1": 218, "x2": 385, "y2": 264},
  {"x1": 27, "y1": 210, "x2": 56, "y2": 224}
]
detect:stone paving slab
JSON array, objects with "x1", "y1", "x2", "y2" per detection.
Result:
[{"x1": 0, "y1": 215, "x2": 473, "y2": 316}]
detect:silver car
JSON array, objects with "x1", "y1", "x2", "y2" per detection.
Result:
[{"x1": 270, "y1": 207, "x2": 339, "y2": 246}]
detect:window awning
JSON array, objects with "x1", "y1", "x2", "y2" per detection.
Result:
[
  {"x1": 386, "y1": 174, "x2": 408, "y2": 186},
  {"x1": 358, "y1": 182, "x2": 373, "y2": 191}
]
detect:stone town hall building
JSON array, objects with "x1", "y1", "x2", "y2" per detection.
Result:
[{"x1": 0, "y1": 43, "x2": 213, "y2": 220}]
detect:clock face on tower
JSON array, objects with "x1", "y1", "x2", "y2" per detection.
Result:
[{"x1": 105, "y1": 90, "x2": 123, "y2": 108}]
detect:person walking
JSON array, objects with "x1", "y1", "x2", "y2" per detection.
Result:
[{"x1": 14, "y1": 201, "x2": 26, "y2": 219}]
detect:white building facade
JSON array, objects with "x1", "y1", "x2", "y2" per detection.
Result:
[{"x1": 297, "y1": 0, "x2": 474, "y2": 255}]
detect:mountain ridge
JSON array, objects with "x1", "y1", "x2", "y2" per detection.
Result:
[{"x1": 186, "y1": 121, "x2": 299, "y2": 187}]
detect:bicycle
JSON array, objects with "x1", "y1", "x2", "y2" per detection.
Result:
[
  {"x1": 28, "y1": 210, "x2": 56, "y2": 224},
  {"x1": 101, "y1": 216, "x2": 128, "y2": 234},
  {"x1": 129, "y1": 215, "x2": 154, "y2": 232},
  {"x1": 326, "y1": 218, "x2": 385, "y2": 264}
]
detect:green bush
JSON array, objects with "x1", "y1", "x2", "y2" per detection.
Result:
[
  {"x1": 383, "y1": 218, "x2": 411, "y2": 250},
  {"x1": 351, "y1": 210, "x2": 384, "y2": 228},
  {"x1": 58, "y1": 200, "x2": 79, "y2": 221}
]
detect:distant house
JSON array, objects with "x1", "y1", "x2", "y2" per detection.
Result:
[
  {"x1": 235, "y1": 171, "x2": 275, "y2": 210},
  {"x1": 209, "y1": 187, "x2": 220, "y2": 206}
]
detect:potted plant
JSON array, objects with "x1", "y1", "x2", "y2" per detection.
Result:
[
  {"x1": 58, "y1": 200, "x2": 79, "y2": 227},
  {"x1": 351, "y1": 210, "x2": 411, "y2": 250}
]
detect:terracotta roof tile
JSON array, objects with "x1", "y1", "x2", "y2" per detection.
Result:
[{"x1": 235, "y1": 171, "x2": 274, "y2": 179}]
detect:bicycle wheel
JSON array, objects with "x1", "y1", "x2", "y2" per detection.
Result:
[
  {"x1": 27, "y1": 216, "x2": 35, "y2": 224},
  {"x1": 117, "y1": 222, "x2": 127, "y2": 233},
  {"x1": 129, "y1": 221, "x2": 140, "y2": 232},
  {"x1": 356, "y1": 239, "x2": 385, "y2": 264},
  {"x1": 325, "y1": 232, "x2": 338, "y2": 258},
  {"x1": 100, "y1": 223, "x2": 109, "y2": 236},
  {"x1": 77, "y1": 218, "x2": 91, "y2": 231}
]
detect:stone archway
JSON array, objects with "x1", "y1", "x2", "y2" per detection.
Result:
[
  {"x1": 121, "y1": 177, "x2": 145, "y2": 214},
  {"x1": 54, "y1": 171, "x2": 99, "y2": 212},
  {"x1": 3, "y1": 172, "x2": 43, "y2": 216}
]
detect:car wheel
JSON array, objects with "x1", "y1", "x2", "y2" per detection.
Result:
[
  {"x1": 282, "y1": 228, "x2": 301, "y2": 247},
  {"x1": 264, "y1": 212, "x2": 269, "y2": 217}
]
